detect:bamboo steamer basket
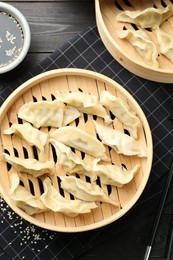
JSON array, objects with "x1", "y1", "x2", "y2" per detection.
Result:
[
  {"x1": 0, "y1": 68, "x2": 153, "y2": 232},
  {"x1": 95, "y1": 0, "x2": 173, "y2": 83}
]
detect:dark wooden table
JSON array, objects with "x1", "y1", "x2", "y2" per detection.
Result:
[{"x1": 1, "y1": 1, "x2": 173, "y2": 259}]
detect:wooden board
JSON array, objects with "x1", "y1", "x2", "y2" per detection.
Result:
[
  {"x1": 0, "y1": 68, "x2": 153, "y2": 232},
  {"x1": 95, "y1": 0, "x2": 173, "y2": 83},
  {"x1": 0, "y1": 1, "x2": 95, "y2": 89}
]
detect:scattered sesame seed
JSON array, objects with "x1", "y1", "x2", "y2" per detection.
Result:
[{"x1": 0, "y1": 195, "x2": 58, "y2": 255}]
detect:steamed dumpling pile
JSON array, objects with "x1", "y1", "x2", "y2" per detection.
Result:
[
  {"x1": 116, "y1": 5, "x2": 173, "y2": 66},
  {"x1": 1, "y1": 89, "x2": 147, "y2": 217}
]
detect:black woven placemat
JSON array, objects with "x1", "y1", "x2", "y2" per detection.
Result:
[{"x1": 0, "y1": 25, "x2": 173, "y2": 260}]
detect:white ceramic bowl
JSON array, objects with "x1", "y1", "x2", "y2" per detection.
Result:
[{"x1": 0, "y1": 2, "x2": 31, "y2": 74}]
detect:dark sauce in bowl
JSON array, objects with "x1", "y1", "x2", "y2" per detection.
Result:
[{"x1": 0, "y1": 12, "x2": 24, "y2": 68}]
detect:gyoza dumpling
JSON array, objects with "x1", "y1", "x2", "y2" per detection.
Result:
[
  {"x1": 60, "y1": 176, "x2": 119, "y2": 206},
  {"x1": 116, "y1": 6, "x2": 173, "y2": 29},
  {"x1": 40, "y1": 177, "x2": 97, "y2": 217},
  {"x1": 9, "y1": 172, "x2": 47, "y2": 215},
  {"x1": 49, "y1": 139, "x2": 97, "y2": 180},
  {"x1": 3, "y1": 122, "x2": 49, "y2": 162},
  {"x1": 62, "y1": 105, "x2": 81, "y2": 126},
  {"x1": 155, "y1": 27, "x2": 173, "y2": 62},
  {"x1": 18, "y1": 100, "x2": 65, "y2": 128},
  {"x1": 94, "y1": 121, "x2": 147, "y2": 157},
  {"x1": 3, "y1": 123, "x2": 48, "y2": 152},
  {"x1": 117, "y1": 29, "x2": 159, "y2": 68},
  {"x1": 50, "y1": 126, "x2": 109, "y2": 161},
  {"x1": 18, "y1": 100, "x2": 80, "y2": 128},
  {"x1": 1, "y1": 153, "x2": 55, "y2": 177},
  {"x1": 92, "y1": 163, "x2": 140, "y2": 187},
  {"x1": 100, "y1": 90, "x2": 141, "y2": 139},
  {"x1": 56, "y1": 90, "x2": 112, "y2": 124}
]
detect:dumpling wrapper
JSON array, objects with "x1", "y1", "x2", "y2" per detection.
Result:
[
  {"x1": 116, "y1": 6, "x2": 173, "y2": 29},
  {"x1": 50, "y1": 126, "x2": 109, "y2": 161},
  {"x1": 60, "y1": 176, "x2": 119, "y2": 206},
  {"x1": 117, "y1": 29, "x2": 159, "y2": 68},
  {"x1": 18, "y1": 100, "x2": 80, "y2": 128},
  {"x1": 3, "y1": 122, "x2": 49, "y2": 162},
  {"x1": 62, "y1": 105, "x2": 81, "y2": 126},
  {"x1": 94, "y1": 121, "x2": 147, "y2": 157},
  {"x1": 50, "y1": 139, "x2": 97, "y2": 180},
  {"x1": 18, "y1": 100, "x2": 65, "y2": 128},
  {"x1": 155, "y1": 27, "x2": 173, "y2": 63},
  {"x1": 92, "y1": 162, "x2": 140, "y2": 187},
  {"x1": 100, "y1": 90, "x2": 141, "y2": 139},
  {"x1": 3, "y1": 122, "x2": 48, "y2": 151},
  {"x1": 9, "y1": 172, "x2": 47, "y2": 215},
  {"x1": 1, "y1": 153, "x2": 55, "y2": 177},
  {"x1": 56, "y1": 90, "x2": 112, "y2": 124},
  {"x1": 40, "y1": 177, "x2": 97, "y2": 217}
]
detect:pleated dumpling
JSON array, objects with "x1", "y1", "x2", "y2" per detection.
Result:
[
  {"x1": 62, "y1": 105, "x2": 81, "y2": 126},
  {"x1": 117, "y1": 29, "x2": 159, "y2": 68},
  {"x1": 155, "y1": 27, "x2": 173, "y2": 63},
  {"x1": 3, "y1": 123, "x2": 48, "y2": 152},
  {"x1": 50, "y1": 126, "x2": 109, "y2": 161},
  {"x1": 1, "y1": 153, "x2": 55, "y2": 177},
  {"x1": 100, "y1": 90, "x2": 141, "y2": 139},
  {"x1": 116, "y1": 5, "x2": 173, "y2": 29},
  {"x1": 92, "y1": 162, "x2": 140, "y2": 187},
  {"x1": 18, "y1": 100, "x2": 65, "y2": 128},
  {"x1": 18, "y1": 100, "x2": 80, "y2": 128},
  {"x1": 60, "y1": 176, "x2": 119, "y2": 206},
  {"x1": 9, "y1": 172, "x2": 47, "y2": 215},
  {"x1": 40, "y1": 177, "x2": 97, "y2": 217},
  {"x1": 56, "y1": 90, "x2": 112, "y2": 124},
  {"x1": 50, "y1": 138, "x2": 97, "y2": 180},
  {"x1": 94, "y1": 121, "x2": 147, "y2": 157}
]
